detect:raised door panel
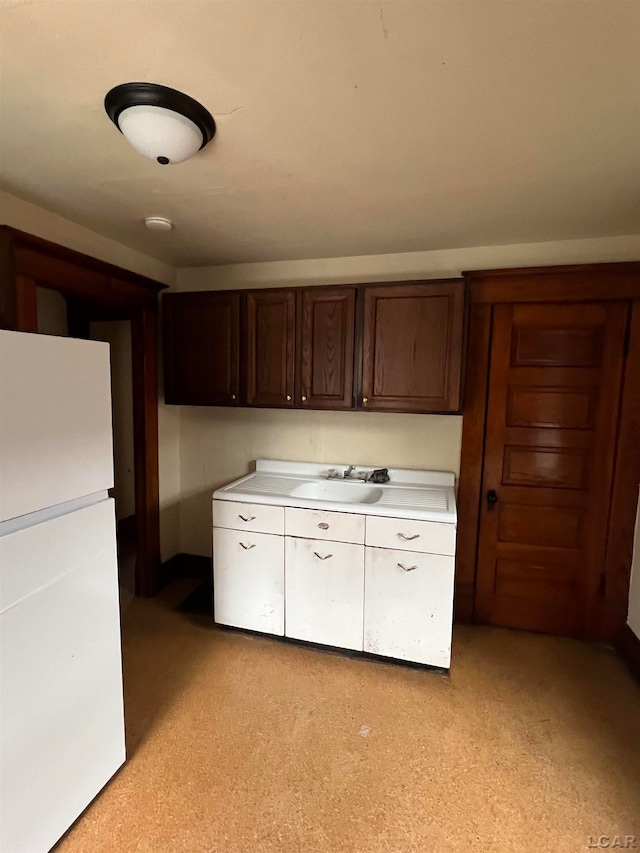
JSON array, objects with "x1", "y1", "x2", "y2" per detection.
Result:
[
  {"x1": 363, "y1": 547, "x2": 455, "y2": 667},
  {"x1": 163, "y1": 291, "x2": 240, "y2": 406},
  {"x1": 361, "y1": 281, "x2": 465, "y2": 413},
  {"x1": 297, "y1": 287, "x2": 356, "y2": 409},
  {"x1": 245, "y1": 290, "x2": 296, "y2": 407},
  {"x1": 285, "y1": 537, "x2": 364, "y2": 650},
  {"x1": 213, "y1": 528, "x2": 284, "y2": 635}
]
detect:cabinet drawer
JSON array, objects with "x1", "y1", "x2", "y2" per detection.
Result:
[
  {"x1": 365, "y1": 515, "x2": 456, "y2": 555},
  {"x1": 364, "y1": 546, "x2": 455, "y2": 667},
  {"x1": 285, "y1": 507, "x2": 365, "y2": 544},
  {"x1": 213, "y1": 500, "x2": 284, "y2": 535}
]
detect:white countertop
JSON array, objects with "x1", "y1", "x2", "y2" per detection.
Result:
[{"x1": 213, "y1": 460, "x2": 457, "y2": 524}]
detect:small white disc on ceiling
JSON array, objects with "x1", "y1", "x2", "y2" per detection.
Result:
[{"x1": 144, "y1": 216, "x2": 173, "y2": 232}]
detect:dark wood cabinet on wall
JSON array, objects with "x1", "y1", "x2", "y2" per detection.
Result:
[
  {"x1": 162, "y1": 279, "x2": 466, "y2": 414},
  {"x1": 361, "y1": 281, "x2": 465, "y2": 413},
  {"x1": 163, "y1": 291, "x2": 240, "y2": 405},
  {"x1": 245, "y1": 289, "x2": 296, "y2": 407},
  {"x1": 297, "y1": 287, "x2": 356, "y2": 410}
]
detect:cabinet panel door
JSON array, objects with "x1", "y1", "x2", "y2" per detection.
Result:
[
  {"x1": 361, "y1": 280, "x2": 465, "y2": 413},
  {"x1": 364, "y1": 547, "x2": 454, "y2": 667},
  {"x1": 245, "y1": 290, "x2": 296, "y2": 407},
  {"x1": 285, "y1": 537, "x2": 364, "y2": 650},
  {"x1": 213, "y1": 529, "x2": 284, "y2": 634},
  {"x1": 298, "y1": 287, "x2": 356, "y2": 409},
  {"x1": 163, "y1": 291, "x2": 240, "y2": 406}
]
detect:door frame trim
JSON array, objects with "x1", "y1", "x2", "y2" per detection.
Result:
[
  {"x1": 456, "y1": 261, "x2": 640, "y2": 641},
  {"x1": 0, "y1": 226, "x2": 166, "y2": 597}
]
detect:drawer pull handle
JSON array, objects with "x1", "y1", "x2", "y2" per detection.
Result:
[
  {"x1": 314, "y1": 552, "x2": 333, "y2": 560},
  {"x1": 239, "y1": 542, "x2": 256, "y2": 550},
  {"x1": 398, "y1": 532, "x2": 420, "y2": 541},
  {"x1": 398, "y1": 562, "x2": 418, "y2": 572},
  {"x1": 238, "y1": 515, "x2": 256, "y2": 522},
  {"x1": 318, "y1": 522, "x2": 329, "y2": 530}
]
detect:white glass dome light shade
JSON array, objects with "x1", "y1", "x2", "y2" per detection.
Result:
[{"x1": 117, "y1": 105, "x2": 203, "y2": 165}]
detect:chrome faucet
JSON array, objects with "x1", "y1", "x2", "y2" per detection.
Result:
[{"x1": 344, "y1": 465, "x2": 356, "y2": 478}]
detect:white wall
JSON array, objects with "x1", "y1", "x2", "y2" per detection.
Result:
[
  {"x1": 178, "y1": 235, "x2": 640, "y2": 292},
  {"x1": 627, "y1": 488, "x2": 640, "y2": 640},
  {"x1": 175, "y1": 233, "x2": 640, "y2": 556},
  {"x1": 90, "y1": 321, "x2": 135, "y2": 521},
  {"x1": 0, "y1": 190, "x2": 181, "y2": 560},
  {"x1": 36, "y1": 288, "x2": 68, "y2": 336}
]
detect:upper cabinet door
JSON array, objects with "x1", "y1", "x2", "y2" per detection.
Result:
[
  {"x1": 163, "y1": 291, "x2": 240, "y2": 406},
  {"x1": 361, "y1": 280, "x2": 466, "y2": 413},
  {"x1": 245, "y1": 290, "x2": 296, "y2": 407},
  {"x1": 297, "y1": 287, "x2": 356, "y2": 410}
]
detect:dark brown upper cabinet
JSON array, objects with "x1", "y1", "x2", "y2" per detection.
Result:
[
  {"x1": 163, "y1": 291, "x2": 240, "y2": 406},
  {"x1": 245, "y1": 289, "x2": 296, "y2": 407},
  {"x1": 162, "y1": 279, "x2": 466, "y2": 414},
  {"x1": 361, "y1": 280, "x2": 465, "y2": 413},
  {"x1": 297, "y1": 287, "x2": 356, "y2": 410}
]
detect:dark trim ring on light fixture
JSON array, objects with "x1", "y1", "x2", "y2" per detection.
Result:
[{"x1": 104, "y1": 82, "x2": 216, "y2": 148}]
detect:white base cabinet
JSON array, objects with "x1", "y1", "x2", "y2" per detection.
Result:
[
  {"x1": 213, "y1": 494, "x2": 456, "y2": 668},
  {"x1": 213, "y1": 528, "x2": 285, "y2": 635},
  {"x1": 364, "y1": 547, "x2": 454, "y2": 668},
  {"x1": 285, "y1": 537, "x2": 364, "y2": 650}
]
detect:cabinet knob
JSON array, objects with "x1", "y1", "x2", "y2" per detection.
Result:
[
  {"x1": 318, "y1": 522, "x2": 329, "y2": 530},
  {"x1": 314, "y1": 552, "x2": 333, "y2": 561},
  {"x1": 398, "y1": 532, "x2": 420, "y2": 541},
  {"x1": 286, "y1": 395, "x2": 292, "y2": 401},
  {"x1": 302, "y1": 395, "x2": 307, "y2": 402},
  {"x1": 239, "y1": 542, "x2": 256, "y2": 550},
  {"x1": 231, "y1": 393, "x2": 237, "y2": 401},
  {"x1": 398, "y1": 563, "x2": 418, "y2": 572},
  {"x1": 363, "y1": 397, "x2": 368, "y2": 404}
]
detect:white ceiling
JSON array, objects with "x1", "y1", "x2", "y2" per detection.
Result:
[{"x1": 1, "y1": 0, "x2": 639, "y2": 267}]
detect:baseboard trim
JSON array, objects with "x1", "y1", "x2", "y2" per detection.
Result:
[
  {"x1": 159, "y1": 553, "x2": 211, "y2": 589},
  {"x1": 616, "y1": 623, "x2": 640, "y2": 685}
]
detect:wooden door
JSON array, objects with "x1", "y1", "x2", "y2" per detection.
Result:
[
  {"x1": 163, "y1": 291, "x2": 240, "y2": 406},
  {"x1": 475, "y1": 302, "x2": 628, "y2": 638},
  {"x1": 245, "y1": 289, "x2": 295, "y2": 407},
  {"x1": 361, "y1": 280, "x2": 465, "y2": 413},
  {"x1": 297, "y1": 287, "x2": 356, "y2": 409}
]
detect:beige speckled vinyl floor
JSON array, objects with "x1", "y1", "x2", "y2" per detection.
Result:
[{"x1": 55, "y1": 580, "x2": 640, "y2": 853}]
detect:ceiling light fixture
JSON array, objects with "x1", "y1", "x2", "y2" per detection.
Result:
[{"x1": 104, "y1": 82, "x2": 216, "y2": 165}]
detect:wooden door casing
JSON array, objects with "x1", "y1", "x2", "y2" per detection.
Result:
[
  {"x1": 245, "y1": 289, "x2": 296, "y2": 407},
  {"x1": 475, "y1": 301, "x2": 628, "y2": 638},
  {"x1": 163, "y1": 291, "x2": 240, "y2": 406},
  {"x1": 297, "y1": 286, "x2": 356, "y2": 409},
  {"x1": 361, "y1": 280, "x2": 465, "y2": 413}
]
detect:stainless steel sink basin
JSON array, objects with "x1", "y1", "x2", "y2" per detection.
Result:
[{"x1": 289, "y1": 480, "x2": 383, "y2": 504}]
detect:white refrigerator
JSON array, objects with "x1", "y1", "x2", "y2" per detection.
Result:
[{"x1": 0, "y1": 330, "x2": 126, "y2": 853}]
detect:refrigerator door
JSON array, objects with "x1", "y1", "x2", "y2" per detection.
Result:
[
  {"x1": 0, "y1": 499, "x2": 125, "y2": 853},
  {"x1": 0, "y1": 330, "x2": 114, "y2": 523}
]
